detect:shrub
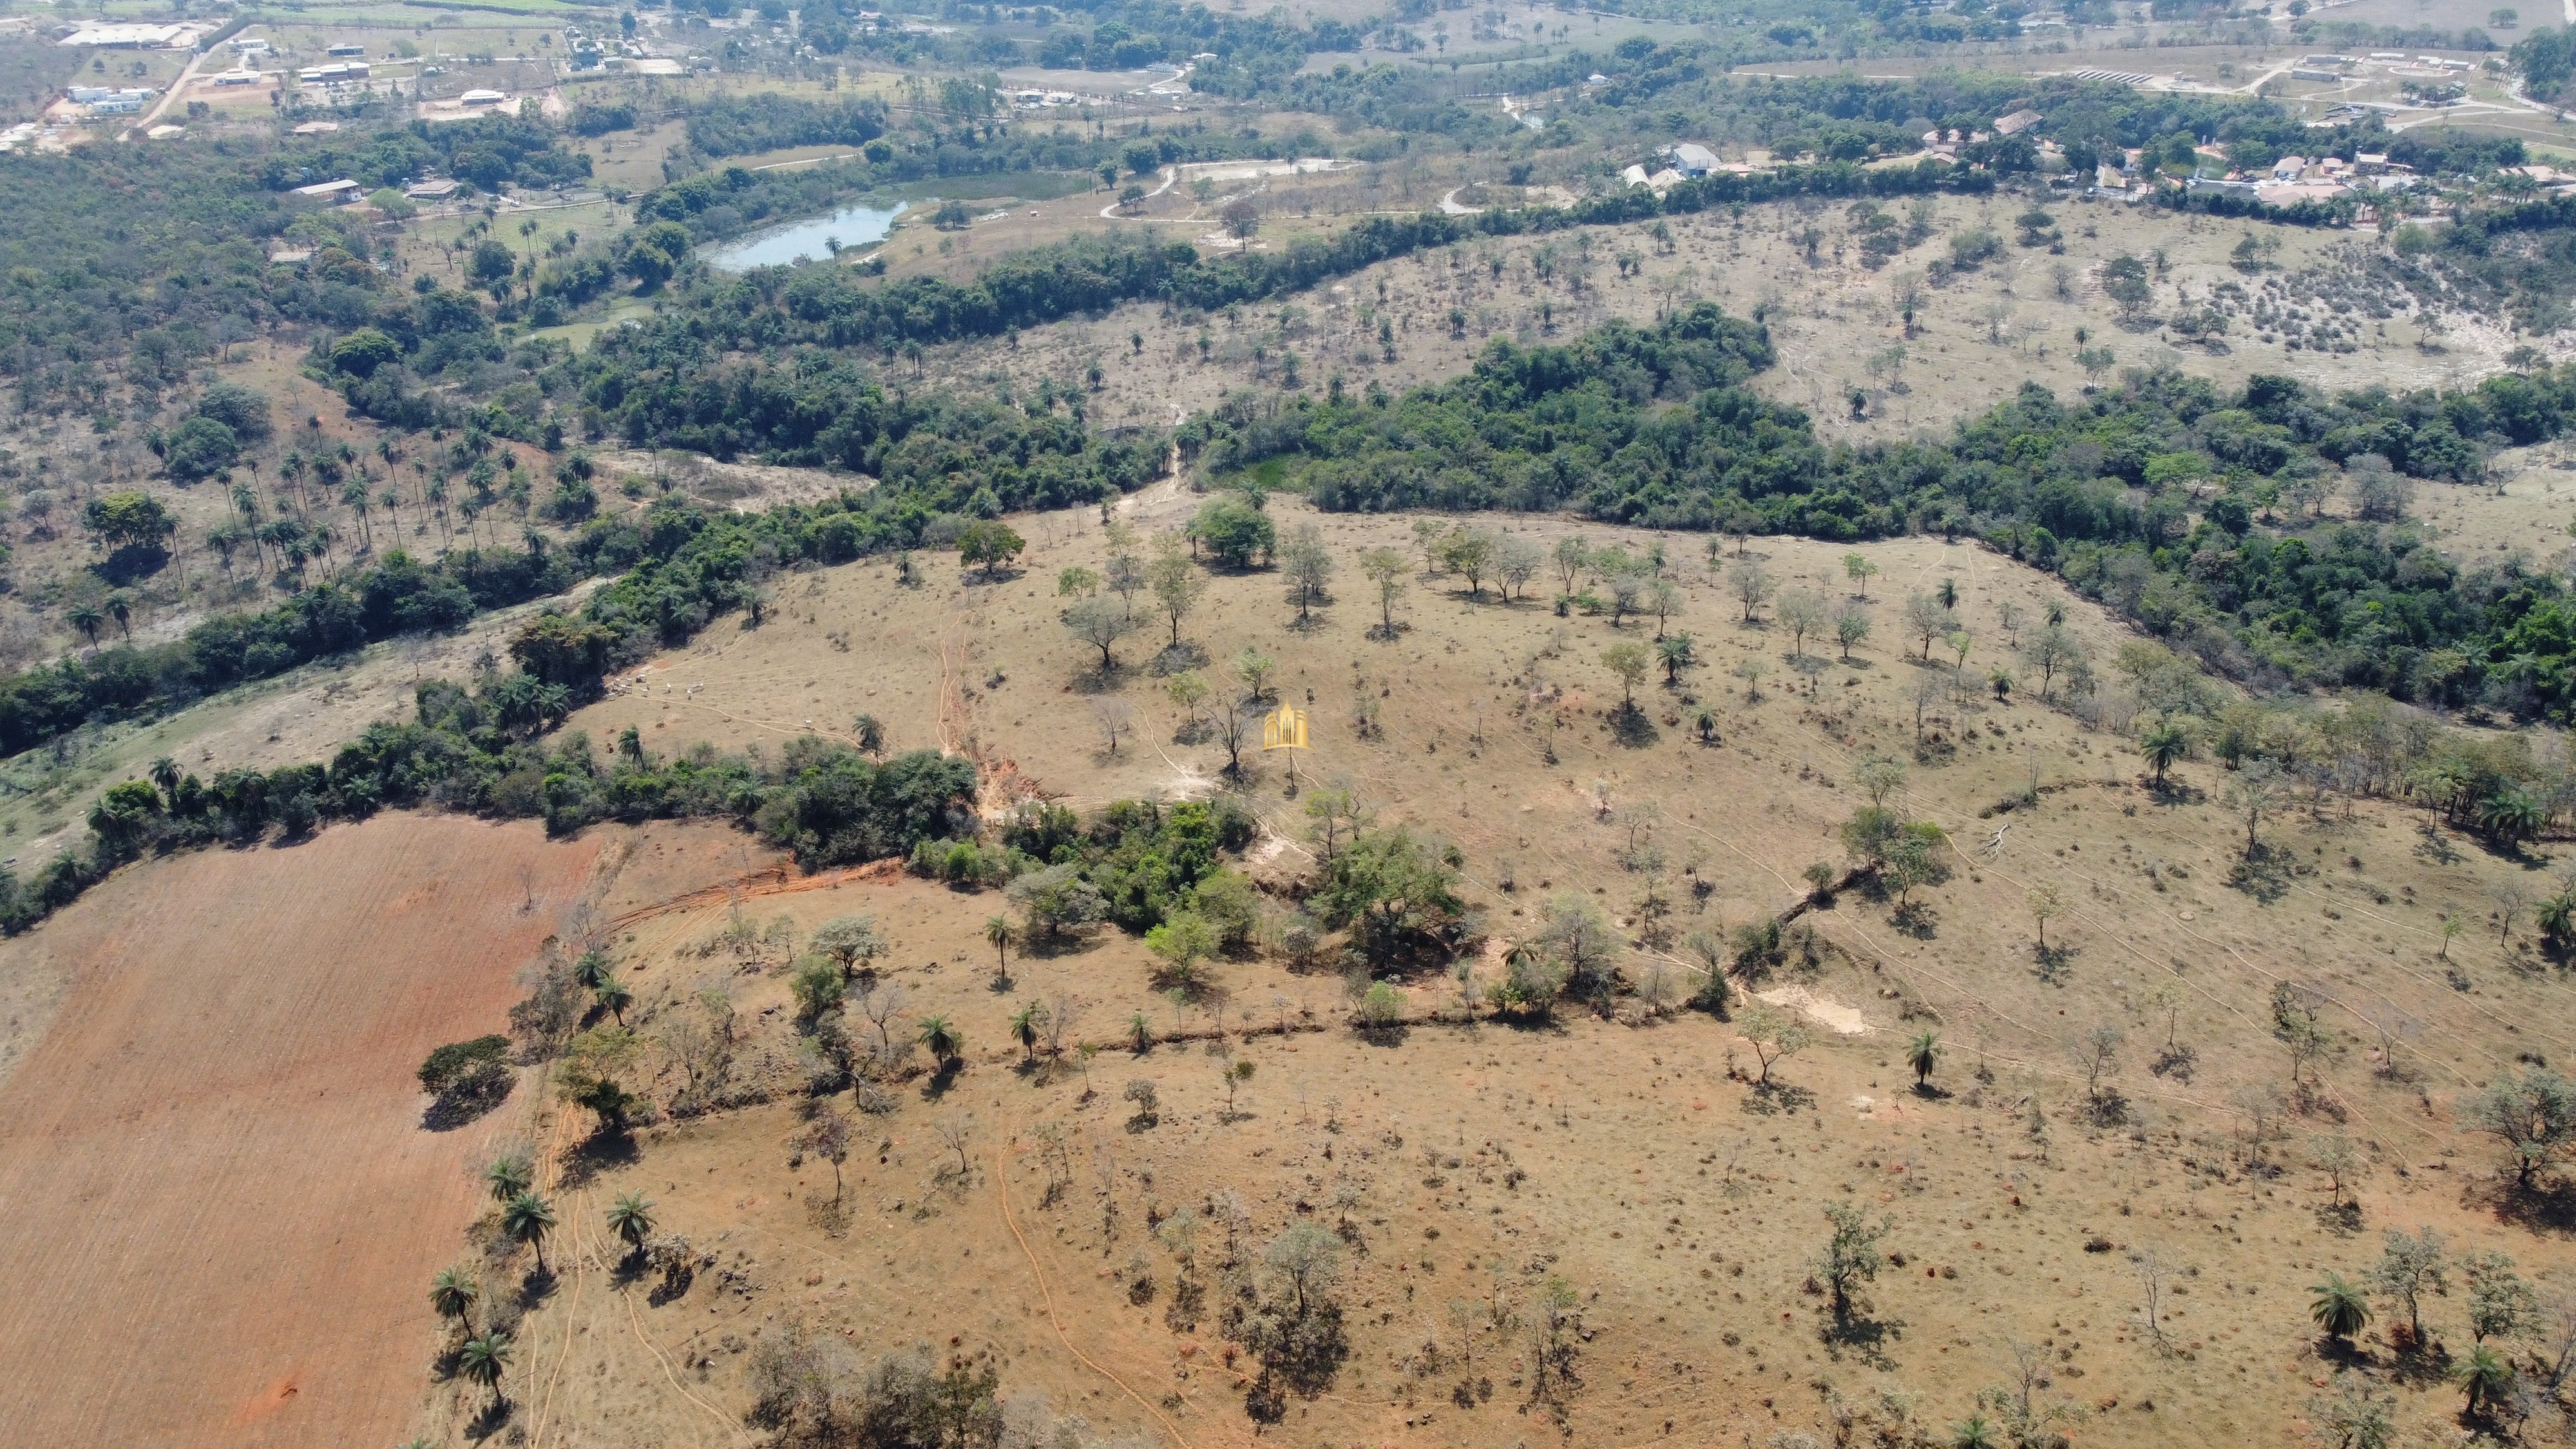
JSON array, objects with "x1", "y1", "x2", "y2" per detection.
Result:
[{"x1": 419, "y1": 1034, "x2": 511, "y2": 1092}]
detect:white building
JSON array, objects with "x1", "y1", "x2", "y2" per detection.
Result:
[
  {"x1": 57, "y1": 23, "x2": 192, "y2": 48},
  {"x1": 1669, "y1": 142, "x2": 1719, "y2": 176}
]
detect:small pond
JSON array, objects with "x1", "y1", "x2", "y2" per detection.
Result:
[{"x1": 704, "y1": 200, "x2": 906, "y2": 271}]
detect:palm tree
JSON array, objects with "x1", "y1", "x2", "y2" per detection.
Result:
[
  {"x1": 1947, "y1": 1414, "x2": 1999, "y2": 1449},
  {"x1": 2454, "y1": 1341, "x2": 2514, "y2": 1417},
  {"x1": 66, "y1": 601, "x2": 102, "y2": 649},
  {"x1": 459, "y1": 1331, "x2": 513, "y2": 1410},
  {"x1": 595, "y1": 974, "x2": 633, "y2": 1027},
  {"x1": 502, "y1": 1190, "x2": 557, "y2": 1272},
  {"x1": 1128, "y1": 1010, "x2": 1152, "y2": 1053},
  {"x1": 572, "y1": 950, "x2": 611, "y2": 992},
  {"x1": 1655, "y1": 632, "x2": 1695, "y2": 683},
  {"x1": 1010, "y1": 1003, "x2": 1045, "y2": 1062},
  {"x1": 917, "y1": 1014, "x2": 962, "y2": 1068},
  {"x1": 2311, "y1": 1272, "x2": 2370, "y2": 1345},
  {"x1": 106, "y1": 592, "x2": 131, "y2": 639},
  {"x1": 149, "y1": 756, "x2": 181, "y2": 810},
  {"x1": 984, "y1": 915, "x2": 1016, "y2": 983},
  {"x1": 2478, "y1": 790, "x2": 2545, "y2": 849},
  {"x1": 429, "y1": 1267, "x2": 480, "y2": 1334},
  {"x1": 1907, "y1": 1030, "x2": 1940, "y2": 1088},
  {"x1": 1936, "y1": 577, "x2": 1958, "y2": 610},
  {"x1": 605, "y1": 1193, "x2": 655, "y2": 1258},
  {"x1": 484, "y1": 1154, "x2": 532, "y2": 1202},
  {"x1": 2139, "y1": 719, "x2": 2190, "y2": 790}
]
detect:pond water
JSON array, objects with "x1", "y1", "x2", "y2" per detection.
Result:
[{"x1": 705, "y1": 200, "x2": 906, "y2": 271}]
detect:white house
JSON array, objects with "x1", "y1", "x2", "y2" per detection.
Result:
[{"x1": 1669, "y1": 142, "x2": 1719, "y2": 176}]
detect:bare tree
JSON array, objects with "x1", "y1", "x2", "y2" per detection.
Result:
[
  {"x1": 2131, "y1": 1249, "x2": 2173, "y2": 1345},
  {"x1": 933, "y1": 1113, "x2": 976, "y2": 1177},
  {"x1": 2071, "y1": 1025, "x2": 2122, "y2": 1107},
  {"x1": 857, "y1": 981, "x2": 911, "y2": 1068},
  {"x1": 1092, "y1": 697, "x2": 1133, "y2": 753}
]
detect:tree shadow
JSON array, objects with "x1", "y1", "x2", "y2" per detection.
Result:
[
  {"x1": 1069, "y1": 664, "x2": 1127, "y2": 696},
  {"x1": 2385, "y1": 1334, "x2": 2453, "y2": 1388},
  {"x1": 1889, "y1": 901, "x2": 1937, "y2": 939},
  {"x1": 1149, "y1": 641, "x2": 1209, "y2": 676},
  {"x1": 1742, "y1": 1080, "x2": 1816, "y2": 1115},
  {"x1": 2474, "y1": 1176, "x2": 2576, "y2": 1236},
  {"x1": 422, "y1": 1069, "x2": 515, "y2": 1131},
  {"x1": 2226, "y1": 844, "x2": 2292, "y2": 904},
  {"x1": 919, "y1": 1061, "x2": 962, "y2": 1101},
  {"x1": 560, "y1": 1130, "x2": 638, "y2": 1188},
  {"x1": 518, "y1": 1264, "x2": 560, "y2": 1309},
  {"x1": 91, "y1": 544, "x2": 169, "y2": 587},
  {"x1": 1353, "y1": 1020, "x2": 1412, "y2": 1048},
  {"x1": 2150, "y1": 1044, "x2": 2197, "y2": 1083},
  {"x1": 2313, "y1": 1200, "x2": 2365, "y2": 1236},
  {"x1": 2412, "y1": 824, "x2": 2461, "y2": 867},
  {"x1": 1821, "y1": 1311, "x2": 1901, "y2": 1370},
  {"x1": 464, "y1": 1397, "x2": 516, "y2": 1442},
  {"x1": 1910, "y1": 1081, "x2": 1952, "y2": 1102},
  {"x1": 1020, "y1": 929, "x2": 1105, "y2": 961},
  {"x1": 1610, "y1": 703, "x2": 1660, "y2": 748},
  {"x1": 2032, "y1": 942, "x2": 2077, "y2": 985}
]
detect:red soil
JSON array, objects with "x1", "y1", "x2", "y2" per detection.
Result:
[{"x1": 0, "y1": 815, "x2": 602, "y2": 1448}]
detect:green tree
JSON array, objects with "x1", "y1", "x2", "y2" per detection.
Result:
[
  {"x1": 2466, "y1": 1065, "x2": 2576, "y2": 1189},
  {"x1": 1601, "y1": 641, "x2": 1650, "y2": 709},
  {"x1": 2368, "y1": 1226, "x2": 2446, "y2": 1345},
  {"x1": 956, "y1": 520, "x2": 1026, "y2": 579},
  {"x1": 485, "y1": 1154, "x2": 533, "y2": 1202},
  {"x1": 1312, "y1": 828, "x2": 1464, "y2": 964},
  {"x1": 1814, "y1": 1202, "x2": 1892, "y2": 1320},
  {"x1": 1010, "y1": 1001, "x2": 1047, "y2": 1061},
  {"x1": 2309, "y1": 1272, "x2": 2370, "y2": 1345},
  {"x1": 1192, "y1": 496, "x2": 1276, "y2": 567},
  {"x1": 502, "y1": 1190, "x2": 558, "y2": 1272},
  {"x1": 430, "y1": 1267, "x2": 481, "y2": 1334},
  {"x1": 84, "y1": 491, "x2": 177, "y2": 551},
  {"x1": 1907, "y1": 1030, "x2": 1941, "y2": 1087},
  {"x1": 1145, "y1": 909, "x2": 1219, "y2": 982},
  {"x1": 1655, "y1": 632, "x2": 1695, "y2": 684},
  {"x1": 984, "y1": 914, "x2": 1016, "y2": 983},
  {"x1": 459, "y1": 1331, "x2": 514, "y2": 1408},
  {"x1": 917, "y1": 1014, "x2": 963, "y2": 1068},
  {"x1": 593, "y1": 974, "x2": 632, "y2": 1026},
  {"x1": 2139, "y1": 718, "x2": 2191, "y2": 788},
  {"x1": 790, "y1": 957, "x2": 845, "y2": 1020},
  {"x1": 605, "y1": 1192, "x2": 656, "y2": 1256},
  {"x1": 2454, "y1": 1342, "x2": 2515, "y2": 1417}
]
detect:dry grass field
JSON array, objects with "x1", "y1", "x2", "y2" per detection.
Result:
[
  {"x1": 426, "y1": 481, "x2": 2576, "y2": 1448},
  {"x1": 904, "y1": 190, "x2": 2520, "y2": 450}
]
